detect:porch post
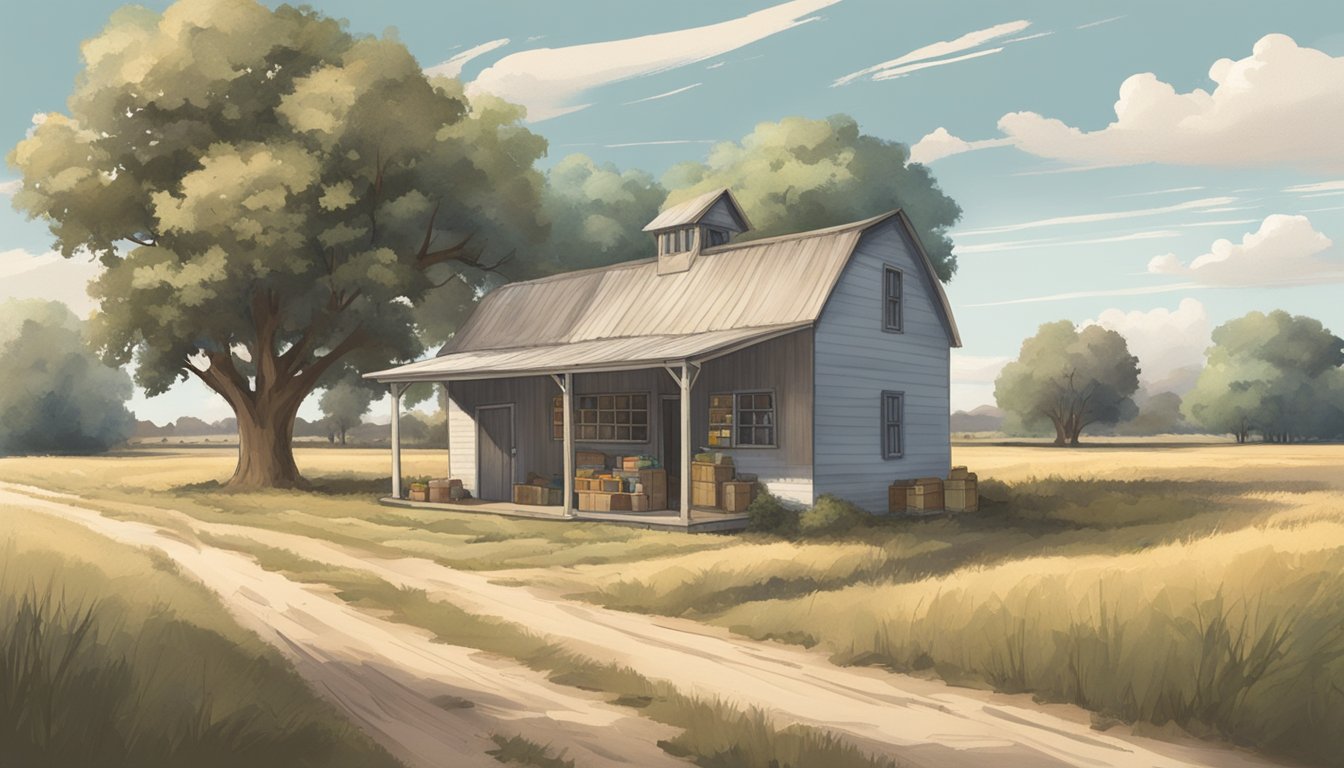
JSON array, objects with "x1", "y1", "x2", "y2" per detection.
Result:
[
  {"x1": 390, "y1": 383, "x2": 404, "y2": 499},
  {"x1": 441, "y1": 382, "x2": 452, "y2": 481},
  {"x1": 562, "y1": 372, "x2": 575, "y2": 518},
  {"x1": 680, "y1": 361, "x2": 692, "y2": 525}
]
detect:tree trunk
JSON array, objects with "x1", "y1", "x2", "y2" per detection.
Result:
[
  {"x1": 339, "y1": 427, "x2": 347, "y2": 446},
  {"x1": 1051, "y1": 418, "x2": 1067, "y2": 446},
  {"x1": 229, "y1": 400, "x2": 304, "y2": 488}
]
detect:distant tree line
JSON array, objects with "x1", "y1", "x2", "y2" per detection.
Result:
[{"x1": 994, "y1": 310, "x2": 1344, "y2": 445}]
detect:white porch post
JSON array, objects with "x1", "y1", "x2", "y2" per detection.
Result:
[
  {"x1": 680, "y1": 362, "x2": 692, "y2": 525},
  {"x1": 441, "y1": 382, "x2": 452, "y2": 481},
  {"x1": 562, "y1": 372, "x2": 575, "y2": 518},
  {"x1": 390, "y1": 383, "x2": 405, "y2": 499}
]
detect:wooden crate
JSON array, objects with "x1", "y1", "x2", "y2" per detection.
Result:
[
  {"x1": 640, "y1": 468, "x2": 667, "y2": 509},
  {"x1": 944, "y1": 479, "x2": 978, "y2": 513},
  {"x1": 513, "y1": 484, "x2": 562, "y2": 506},
  {"x1": 691, "y1": 480, "x2": 721, "y2": 508},
  {"x1": 576, "y1": 450, "x2": 607, "y2": 468},
  {"x1": 888, "y1": 481, "x2": 913, "y2": 513},
  {"x1": 599, "y1": 478, "x2": 622, "y2": 492},
  {"x1": 908, "y1": 478, "x2": 944, "y2": 512},
  {"x1": 577, "y1": 491, "x2": 633, "y2": 512},
  {"x1": 721, "y1": 481, "x2": 754, "y2": 513},
  {"x1": 408, "y1": 487, "x2": 429, "y2": 502},
  {"x1": 427, "y1": 478, "x2": 461, "y2": 503},
  {"x1": 691, "y1": 462, "x2": 734, "y2": 484},
  {"x1": 630, "y1": 493, "x2": 650, "y2": 512}
]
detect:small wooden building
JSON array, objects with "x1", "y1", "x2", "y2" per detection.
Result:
[{"x1": 367, "y1": 189, "x2": 960, "y2": 527}]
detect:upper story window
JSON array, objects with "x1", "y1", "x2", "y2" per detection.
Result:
[
  {"x1": 658, "y1": 228, "x2": 699, "y2": 256},
  {"x1": 883, "y1": 265, "x2": 903, "y2": 333},
  {"x1": 881, "y1": 391, "x2": 904, "y2": 459}
]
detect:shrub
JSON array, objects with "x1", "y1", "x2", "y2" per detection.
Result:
[
  {"x1": 797, "y1": 496, "x2": 867, "y2": 537},
  {"x1": 745, "y1": 490, "x2": 798, "y2": 535}
]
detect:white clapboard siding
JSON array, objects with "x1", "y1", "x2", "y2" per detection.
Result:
[
  {"x1": 813, "y1": 220, "x2": 953, "y2": 512},
  {"x1": 447, "y1": 394, "x2": 477, "y2": 496}
]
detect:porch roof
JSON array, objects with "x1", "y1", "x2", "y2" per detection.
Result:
[{"x1": 365, "y1": 322, "x2": 809, "y2": 383}]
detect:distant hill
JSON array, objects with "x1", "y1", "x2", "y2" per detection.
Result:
[{"x1": 951, "y1": 405, "x2": 1004, "y2": 433}]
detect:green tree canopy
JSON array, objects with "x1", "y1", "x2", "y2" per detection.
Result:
[
  {"x1": 9, "y1": 0, "x2": 548, "y2": 486},
  {"x1": 317, "y1": 378, "x2": 375, "y2": 445},
  {"x1": 662, "y1": 114, "x2": 962, "y2": 281},
  {"x1": 540, "y1": 154, "x2": 665, "y2": 271},
  {"x1": 994, "y1": 321, "x2": 1140, "y2": 445},
  {"x1": 1183, "y1": 310, "x2": 1344, "y2": 442},
  {"x1": 0, "y1": 300, "x2": 135, "y2": 454}
]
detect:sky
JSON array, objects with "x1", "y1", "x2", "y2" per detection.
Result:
[{"x1": 2, "y1": 0, "x2": 1343, "y2": 423}]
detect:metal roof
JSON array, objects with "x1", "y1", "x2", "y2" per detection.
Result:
[
  {"x1": 365, "y1": 323, "x2": 810, "y2": 382},
  {"x1": 368, "y1": 208, "x2": 960, "y2": 383},
  {"x1": 641, "y1": 188, "x2": 752, "y2": 232}
]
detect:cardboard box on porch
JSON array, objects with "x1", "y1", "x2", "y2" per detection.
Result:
[
  {"x1": 616, "y1": 468, "x2": 667, "y2": 510},
  {"x1": 428, "y1": 478, "x2": 462, "y2": 503},
  {"x1": 577, "y1": 491, "x2": 633, "y2": 513},
  {"x1": 691, "y1": 480, "x2": 721, "y2": 508},
  {"x1": 691, "y1": 462, "x2": 734, "y2": 484},
  {"x1": 630, "y1": 493, "x2": 651, "y2": 512},
  {"x1": 408, "y1": 486, "x2": 429, "y2": 502},
  {"x1": 720, "y1": 481, "x2": 754, "y2": 513},
  {"x1": 944, "y1": 479, "x2": 979, "y2": 513},
  {"x1": 576, "y1": 450, "x2": 607, "y2": 468},
  {"x1": 513, "y1": 484, "x2": 562, "y2": 506}
]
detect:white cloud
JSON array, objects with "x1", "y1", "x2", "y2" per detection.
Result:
[
  {"x1": 951, "y1": 353, "x2": 1011, "y2": 384},
  {"x1": 1084, "y1": 298, "x2": 1210, "y2": 385},
  {"x1": 468, "y1": 0, "x2": 836, "y2": 121},
  {"x1": 603, "y1": 139, "x2": 717, "y2": 148},
  {"x1": 424, "y1": 38, "x2": 511, "y2": 79},
  {"x1": 1284, "y1": 180, "x2": 1344, "y2": 194},
  {"x1": 1147, "y1": 214, "x2": 1344, "y2": 286},
  {"x1": 623, "y1": 82, "x2": 702, "y2": 105},
  {"x1": 0, "y1": 179, "x2": 20, "y2": 197},
  {"x1": 0, "y1": 248, "x2": 104, "y2": 317},
  {"x1": 833, "y1": 20, "x2": 1031, "y2": 87},
  {"x1": 957, "y1": 196, "x2": 1236, "y2": 237},
  {"x1": 957, "y1": 229, "x2": 1179, "y2": 255},
  {"x1": 1176, "y1": 218, "x2": 1259, "y2": 228},
  {"x1": 966, "y1": 282, "x2": 1200, "y2": 308},
  {"x1": 1076, "y1": 15, "x2": 1124, "y2": 30},
  {"x1": 910, "y1": 127, "x2": 1012, "y2": 164},
  {"x1": 997, "y1": 34, "x2": 1344, "y2": 171},
  {"x1": 1113, "y1": 185, "x2": 1204, "y2": 198}
]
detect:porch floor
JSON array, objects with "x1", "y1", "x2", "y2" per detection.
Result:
[{"x1": 378, "y1": 497, "x2": 750, "y2": 532}]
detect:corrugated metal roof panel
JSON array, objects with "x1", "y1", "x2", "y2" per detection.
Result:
[{"x1": 367, "y1": 323, "x2": 810, "y2": 382}]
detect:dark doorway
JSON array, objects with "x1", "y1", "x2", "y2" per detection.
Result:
[
  {"x1": 477, "y1": 405, "x2": 515, "y2": 501},
  {"x1": 661, "y1": 396, "x2": 681, "y2": 504}
]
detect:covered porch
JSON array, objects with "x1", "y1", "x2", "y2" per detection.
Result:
[{"x1": 366, "y1": 324, "x2": 806, "y2": 531}]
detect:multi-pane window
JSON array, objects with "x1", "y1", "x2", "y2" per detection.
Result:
[
  {"x1": 552, "y1": 393, "x2": 649, "y2": 442},
  {"x1": 883, "y1": 265, "x2": 903, "y2": 332},
  {"x1": 881, "y1": 391, "x2": 904, "y2": 459},
  {"x1": 708, "y1": 391, "x2": 776, "y2": 448}
]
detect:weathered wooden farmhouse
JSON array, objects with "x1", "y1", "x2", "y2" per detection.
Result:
[{"x1": 367, "y1": 189, "x2": 960, "y2": 530}]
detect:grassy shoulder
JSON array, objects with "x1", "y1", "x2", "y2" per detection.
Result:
[{"x1": 0, "y1": 504, "x2": 400, "y2": 768}]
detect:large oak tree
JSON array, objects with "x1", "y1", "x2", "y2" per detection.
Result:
[{"x1": 9, "y1": 0, "x2": 547, "y2": 487}]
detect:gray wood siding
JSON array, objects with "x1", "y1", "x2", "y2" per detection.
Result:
[
  {"x1": 700, "y1": 197, "x2": 745, "y2": 231},
  {"x1": 447, "y1": 376, "x2": 560, "y2": 490},
  {"x1": 693, "y1": 330, "x2": 814, "y2": 507},
  {"x1": 813, "y1": 220, "x2": 952, "y2": 512}
]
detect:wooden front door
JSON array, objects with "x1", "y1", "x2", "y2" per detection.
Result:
[
  {"x1": 661, "y1": 396, "x2": 681, "y2": 504},
  {"x1": 477, "y1": 405, "x2": 515, "y2": 501}
]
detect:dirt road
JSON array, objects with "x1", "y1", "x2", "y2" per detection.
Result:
[{"x1": 2, "y1": 482, "x2": 1288, "y2": 768}]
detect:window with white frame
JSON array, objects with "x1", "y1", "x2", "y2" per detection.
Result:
[
  {"x1": 883, "y1": 265, "x2": 903, "y2": 332},
  {"x1": 881, "y1": 391, "x2": 904, "y2": 458}
]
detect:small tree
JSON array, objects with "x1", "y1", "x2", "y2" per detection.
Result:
[
  {"x1": 318, "y1": 379, "x2": 374, "y2": 445},
  {"x1": 995, "y1": 321, "x2": 1140, "y2": 445},
  {"x1": 0, "y1": 300, "x2": 134, "y2": 454}
]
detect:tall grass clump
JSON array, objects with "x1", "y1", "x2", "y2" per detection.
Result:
[{"x1": 0, "y1": 519, "x2": 400, "y2": 768}]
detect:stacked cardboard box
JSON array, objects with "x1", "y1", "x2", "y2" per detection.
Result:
[
  {"x1": 691, "y1": 459, "x2": 736, "y2": 510},
  {"x1": 720, "y1": 481, "x2": 755, "y2": 513},
  {"x1": 428, "y1": 478, "x2": 462, "y2": 503},
  {"x1": 944, "y1": 466, "x2": 979, "y2": 513},
  {"x1": 513, "y1": 484, "x2": 563, "y2": 506}
]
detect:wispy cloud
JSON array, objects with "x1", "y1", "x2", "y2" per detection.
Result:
[
  {"x1": 957, "y1": 230, "x2": 1180, "y2": 255},
  {"x1": 425, "y1": 38, "x2": 511, "y2": 79},
  {"x1": 623, "y1": 82, "x2": 703, "y2": 105},
  {"x1": 603, "y1": 139, "x2": 718, "y2": 148},
  {"x1": 832, "y1": 19, "x2": 1032, "y2": 87},
  {"x1": 1176, "y1": 218, "x2": 1260, "y2": 228},
  {"x1": 706, "y1": 61, "x2": 725, "y2": 69},
  {"x1": 1076, "y1": 15, "x2": 1125, "y2": 30},
  {"x1": 967, "y1": 282, "x2": 1201, "y2": 308},
  {"x1": 0, "y1": 179, "x2": 20, "y2": 197},
  {"x1": 1283, "y1": 180, "x2": 1344, "y2": 194},
  {"x1": 1113, "y1": 185, "x2": 1205, "y2": 198},
  {"x1": 956, "y1": 197, "x2": 1238, "y2": 237},
  {"x1": 468, "y1": 0, "x2": 837, "y2": 121}
]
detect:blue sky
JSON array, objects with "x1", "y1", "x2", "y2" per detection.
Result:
[{"x1": 3, "y1": 0, "x2": 1343, "y2": 421}]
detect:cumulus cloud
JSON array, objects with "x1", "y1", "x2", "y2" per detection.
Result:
[
  {"x1": 910, "y1": 127, "x2": 1012, "y2": 164},
  {"x1": 921, "y1": 35, "x2": 1344, "y2": 170},
  {"x1": 1147, "y1": 214, "x2": 1344, "y2": 286},
  {"x1": 468, "y1": 0, "x2": 836, "y2": 121},
  {"x1": 1085, "y1": 298, "x2": 1210, "y2": 385},
  {"x1": 0, "y1": 248, "x2": 104, "y2": 317},
  {"x1": 833, "y1": 20, "x2": 1032, "y2": 87},
  {"x1": 424, "y1": 38, "x2": 511, "y2": 79}
]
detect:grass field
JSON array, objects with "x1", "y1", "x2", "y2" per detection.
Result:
[
  {"x1": 0, "y1": 504, "x2": 400, "y2": 768},
  {"x1": 2, "y1": 442, "x2": 1342, "y2": 766}
]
